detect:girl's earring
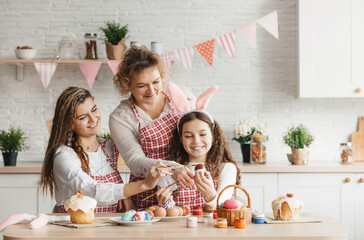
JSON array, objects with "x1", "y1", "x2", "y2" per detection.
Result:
[{"x1": 67, "y1": 132, "x2": 72, "y2": 147}]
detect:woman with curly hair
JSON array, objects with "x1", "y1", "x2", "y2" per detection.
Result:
[
  {"x1": 109, "y1": 46, "x2": 195, "y2": 209},
  {"x1": 168, "y1": 111, "x2": 241, "y2": 208}
]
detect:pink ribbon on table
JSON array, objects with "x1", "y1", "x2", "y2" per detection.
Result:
[{"x1": 78, "y1": 62, "x2": 102, "y2": 89}]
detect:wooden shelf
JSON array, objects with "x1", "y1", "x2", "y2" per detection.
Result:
[
  {"x1": 0, "y1": 58, "x2": 110, "y2": 63},
  {"x1": 0, "y1": 58, "x2": 113, "y2": 81}
]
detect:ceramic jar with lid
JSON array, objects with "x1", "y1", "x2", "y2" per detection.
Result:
[
  {"x1": 251, "y1": 134, "x2": 267, "y2": 164},
  {"x1": 340, "y1": 142, "x2": 353, "y2": 164}
]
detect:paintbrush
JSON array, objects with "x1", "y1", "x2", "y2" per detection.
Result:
[{"x1": 141, "y1": 181, "x2": 178, "y2": 201}]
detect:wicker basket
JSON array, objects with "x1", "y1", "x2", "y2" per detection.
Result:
[{"x1": 216, "y1": 184, "x2": 252, "y2": 226}]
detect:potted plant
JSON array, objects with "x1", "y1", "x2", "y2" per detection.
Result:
[
  {"x1": 233, "y1": 118, "x2": 269, "y2": 163},
  {"x1": 0, "y1": 127, "x2": 29, "y2": 166},
  {"x1": 283, "y1": 124, "x2": 314, "y2": 165},
  {"x1": 99, "y1": 21, "x2": 128, "y2": 60}
]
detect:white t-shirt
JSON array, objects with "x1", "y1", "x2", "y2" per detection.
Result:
[{"x1": 53, "y1": 142, "x2": 125, "y2": 206}]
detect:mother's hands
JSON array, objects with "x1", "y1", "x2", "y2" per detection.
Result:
[
  {"x1": 170, "y1": 164, "x2": 196, "y2": 189},
  {"x1": 145, "y1": 162, "x2": 173, "y2": 190},
  {"x1": 194, "y1": 171, "x2": 217, "y2": 202}
]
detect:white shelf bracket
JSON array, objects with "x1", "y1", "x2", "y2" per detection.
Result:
[{"x1": 15, "y1": 63, "x2": 24, "y2": 81}]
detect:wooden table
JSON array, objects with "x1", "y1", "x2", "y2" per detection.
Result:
[{"x1": 3, "y1": 213, "x2": 348, "y2": 240}]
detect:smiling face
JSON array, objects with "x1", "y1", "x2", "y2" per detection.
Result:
[
  {"x1": 181, "y1": 119, "x2": 213, "y2": 163},
  {"x1": 129, "y1": 67, "x2": 163, "y2": 106},
  {"x1": 73, "y1": 97, "x2": 101, "y2": 139}
]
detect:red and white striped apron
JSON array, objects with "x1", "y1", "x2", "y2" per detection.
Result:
[
  {"x1": 58, "y1": 139, "x2": 124, "y2": 213},
  {"x1": 173, "y1": 179, "x2": 218, "y2": 208},
  {"x1": 129, "y1": 92, "x2": 182, "y2": 209}
]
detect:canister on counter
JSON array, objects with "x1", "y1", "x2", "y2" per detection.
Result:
[
  {"x1": 215, "y1": 218, "x2": 227, "y2": 228},
  {"x1": 234, "y1": 218, "x2": 246, "y2": 228},
  {"x1": 340, "y1": 142, "x2": 353, "y2": 164},
  {"x1": 130, "y1": 41, "x2": 143, "y2": 48},
  {"x1": 186, "y1": 216, "x2": 198, "y2": 228},
  {"x1": 254, "y1": 212, "x2": 265, "y2": 224}
]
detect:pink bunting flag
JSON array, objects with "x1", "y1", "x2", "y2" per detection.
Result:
[
  {"x1": 216, "y1": 32, "x2": 236, "y2": 58},
  {"x1": 258, "y1": 10, "x2": 279, "y2": 39},
  {"x1": 194, "y1": 39, "x2": 216, "y2": 66},
  {"x1": 174, "y1": 47, "x2": 194, "y2": 72},
  {"x1": 33, "y1": 63, "x2": 58, "y2": 89},
  {"x1": 107, "y1": 60, "x2": 121, "y2": 76},
  {"x1": 235, "y1": 22, "x2": 257, "y2": 49},
  {"x1": 78, "y1": 62, "x2": 102, "y2": 89},
  {"x1": 160, "y1": 51, "x2": 174, "y2": 69}
]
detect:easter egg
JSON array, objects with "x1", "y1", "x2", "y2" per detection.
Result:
[
  {"x1": 167, "y1": 207, "x2": 180, "y2": 217},
  {"x1": 146, "y1": 210, "x2": 154, "y2": 220},
  {"x1": 147, "y1": 205, "x2": 158, "y2": 212},
  {"x1": 224, "y1": 199, "x2": 240, "y2": 209},
  {"x1": 154, "y1": 207, "x2": 167, "y2": 217},
  {"x1": 181, "y1": 205, "x2": 191, "y2": 215},
  {"x1": 177, "y1": 207, "x2": 183, "y2": 216}
]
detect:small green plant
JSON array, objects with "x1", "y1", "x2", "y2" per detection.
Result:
[
  {"x1": 99, "y1": 21, "x2": 128, "y2": 45},
  {"x1": 0, "y1": 127, "x2": 29, "y2": 152},
  {"x1": 97, "y1": 132, "x2": 112, "y2": 140},
  {"x1": 283, "y1": 124, "x2": 314, "y2": 149}
]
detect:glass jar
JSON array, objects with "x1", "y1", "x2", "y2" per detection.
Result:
[
  {"x1": 251, "y1": 134, "x2": 267, "y2": 164},
  {"x1": 340, "y1": 142, "x2": 353, "y2": 164},
  {"x1": 234, "y1": 218, "x2": 246, "y2": 228},
  {"x1": 57, "y1": 37, "x2": 74, "y2": 60},
  {"x1": 215, "y1": 218, "x2": 227, "y2": 228},
  {"x1": 83, "y1": 33, "x2": 98, "y2": 59},
  {"x1": 151, "y1": 41, "x2": 163, "y2": 54}
]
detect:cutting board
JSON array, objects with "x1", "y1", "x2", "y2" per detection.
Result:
[{"x1": 351, "y1": 116, "x2": 364, "y2": 161}]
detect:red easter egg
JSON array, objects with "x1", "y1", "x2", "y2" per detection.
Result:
[
  {"x1": 194, "y1": 164, "x2": 205, "y2": 171},
  {"x1": 224, "y1": 199, "x2": 240, "y2": 209}
]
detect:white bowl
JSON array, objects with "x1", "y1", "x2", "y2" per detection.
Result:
[{"x1": 14, "y1": 49, "x2": 37, "y2": 59}]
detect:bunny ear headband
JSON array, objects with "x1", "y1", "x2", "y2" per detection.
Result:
[{"x1": 168, "y1": 82, "x2": 218, "y2": 132}]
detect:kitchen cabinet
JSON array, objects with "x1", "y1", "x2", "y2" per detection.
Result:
[
  {"x1": 240, "y1": 173, "x2": 277, "y2": 212},
  {"x1": 355, "y1": 174, "x2": 364, "y2": 240},
  {"x1": 279, "y1": 173, "x2": 355, "y2": 240},
  {"x1": 299, "y1": 0, "x2": 364, "y2": 98}
]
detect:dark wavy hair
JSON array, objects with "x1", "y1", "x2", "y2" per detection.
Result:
[
  {"x1": 170, "y1": 111, "x2": 241, "y2": 186},
  {"x1": 41, "y1": 86, "x2": 93, "y2": 196}
]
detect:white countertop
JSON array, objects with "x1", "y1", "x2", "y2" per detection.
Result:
[{"x1": 1, "y1": 161, "x2": 364, "y2": 173}]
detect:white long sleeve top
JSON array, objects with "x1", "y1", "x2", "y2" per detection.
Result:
[{"x1": 53, "y1": 142, "x2": 125, "y2": 206}]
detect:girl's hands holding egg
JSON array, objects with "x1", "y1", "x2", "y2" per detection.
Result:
[{"x1": 194, "y1": 170, "x2": 216, "y2": 202}]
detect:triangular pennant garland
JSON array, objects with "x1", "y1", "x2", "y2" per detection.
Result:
[
  {"x1": 33, "y1": 63, "x2": 58, "y2": 89},
  {"x1": 235, "y1": 22, "x2": 257, "y2": 49},
  {"x1": 216, "y1": 32, "x2": 236, "y2": 58},
  {"x1": 194, "y1": 39, "x2": 216, "y2": 66},
  {"x1": 107, "y1": 60, "x2": 121, "y2": 75},
  {"x1": 258, "y1": 10, "x2": 279, "y2": 39},
  {"x1": 78, "y1": 62, "x2": 102, "y2": 89},
  {"x1": 160, "y1": 51, "x2": 174, "y2": 69},
  {"x1": 174, "y1": 47, "x2": 194, "y2": 72}
]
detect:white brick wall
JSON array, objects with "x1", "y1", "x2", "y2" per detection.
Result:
[{"x1": 1, "y1": 0, "x2": 363, "y2": 163}]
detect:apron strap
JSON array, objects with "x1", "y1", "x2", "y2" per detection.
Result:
[{"x1": 98, "y1": 138, "x2": 118, "y2": 172}]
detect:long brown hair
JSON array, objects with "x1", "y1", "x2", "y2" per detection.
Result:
[
  {"x1": 113, "y1": 46, "x2": 167, "y2": 96},
  {"x1": 170, "y1": 111, "x2": 241, "y2": 186},
  {"x1": 41, "y1": 87, "x2": 93, "y2": 197}
]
